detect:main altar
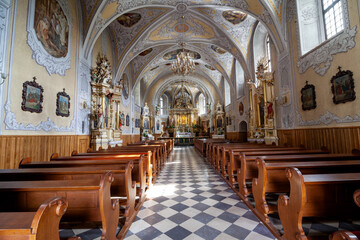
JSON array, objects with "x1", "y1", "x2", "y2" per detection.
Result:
[{"x1": 167, "y1": 82, "x2": 199, "y2": 139}]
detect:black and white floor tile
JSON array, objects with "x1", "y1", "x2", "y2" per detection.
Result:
[
  {"x1": 59, "y1": 146, "x2": 360, "y2": 240},
  {"x1": 124, "y1": 147, "x2": 276, "y2": 240}
]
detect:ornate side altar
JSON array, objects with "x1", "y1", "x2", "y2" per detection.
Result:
[
  {"x1": 247, "y1": 57, "x2": 278, "y2": 145},
  {"x1": 90, "y1": 54, "x2": 123, "y2": 150},
  {"x1": 213, "y1": 102, "x2": 225, "y2": 137}
]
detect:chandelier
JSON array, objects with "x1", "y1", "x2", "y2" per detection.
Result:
[{"x1": 171, "y1": 46, "x2": 195, "y2": 76}]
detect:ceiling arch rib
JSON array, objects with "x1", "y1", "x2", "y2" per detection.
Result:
[
  {"x1": 83, "y1": 0, "x2": 286, "y2": 65},
  {"x1": 148, "y1": 76, "x2": 219, "y2": 108},
  {"x1": 130, "y1": 43, "x2": 233, "y2": 91}
]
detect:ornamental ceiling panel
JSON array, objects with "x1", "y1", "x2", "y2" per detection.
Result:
[
  {"x1": 196, "y1": 7, "x2": 257, "y2": 58},
  {"x1": 148, "y1": 13, "x2": 215, "y2": 42},
  {"x1": 108, "y1": 7, "x2": 170, "y2": 65}
]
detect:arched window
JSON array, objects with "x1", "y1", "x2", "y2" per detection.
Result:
[
  {"x1": 198, "y1": 93, "x2": 206, "y2": 115},
  {"x1": 266, "y1": 35, "x2": 272, "y2": 72},
  {"x1": 160, "y1": 97, "x2": 164, "y2": 115},
  {"x1": 297, "y1": 0, "x2": 345, "y2": 55}
]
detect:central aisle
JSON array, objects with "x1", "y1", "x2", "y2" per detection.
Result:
[{"x1": 125, "y1": 147, "x2": 276, "y2": 240}]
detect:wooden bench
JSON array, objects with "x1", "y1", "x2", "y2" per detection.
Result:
[
  {"x1": 0, "y1": 197, "x2": 68, "y2": 240},
  {"x1": 235, "y1": 153, "x2": 360, "y2": 196},
  {"x1": 278, "y1": 168, "x2": 360, "y2": 240},
  {"x1": 128, "y1": 143, "x2": 167, "y2": 161},
  {"x1": 51, "y1": 152, "x2": 149, "y2": 198},
  {"x1": 225, "y1": 148, "x2": 322, "y2": 187},
  {"x1": 101, "y1": 146, "x2": 162, "y2": 174},
  {"x1": 20, "y1": 156, "x2": 143, "y2": 210},
  {"x1": 252, "y1": 159, "x2": 360, "y2": 222},
  {"x1": 0, "y1": 172, "x2": 121, "y2": 240},
  {"x1": 71, "y1": 150, "x2": 153, "y2": 187},
  {"x1": 220, "y1": 146, "x2": 306, "y2": 176}
]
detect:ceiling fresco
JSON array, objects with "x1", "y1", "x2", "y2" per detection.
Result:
[
  {"x1": 81, "y1": 0, "x2": 288, "y2": 106},
  {"x1": 108, "y1": 7, "x2": 170, "y2": 64}
]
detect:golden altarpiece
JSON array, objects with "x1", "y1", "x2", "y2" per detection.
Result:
[
  {"x1": 90, "y1": 54, "x2": 123, "y2": 150},
  {"x1": 213, "y1": 102, "x2": 225, "y2": 138},
  {"x1": 247, "y1": 58, "x2": 278, "y2": 145},
  {"x1": 167, "y1": 83, "x2": 199, "y2": 137}
]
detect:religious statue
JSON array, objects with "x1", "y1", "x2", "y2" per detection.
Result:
[
  {"x1": 91, "y1": 53, "x2": 112, "y2": 85},
  {"x1": 267, "y1": 102, "x2": 274, "y2": 119},
  {"x1": 95, "y1": 105, "x2": 103, "y2": 129}
]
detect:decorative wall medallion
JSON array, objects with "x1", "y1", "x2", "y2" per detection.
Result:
[
  {"x1": 174, "y1": 23, "x2": 189, "y2": 33},
  {"x1": 56, "y1": 88, "x2": 70, "y2": 117},
  {"x1": 211, "y1": 45, "x2": 226, "y2": 54},
  {"x1": 163, "y1": 49, "x2": 201, "y2": 60},
  {"x1": 139, "y1": 48, "x2": 153, "y2": 56},
  {"x1": 117, "y1": 13, "x2": 141, "y2": 27},
  {"x1": 121, "y1": 73, "x2": 129, "y2": 100},
  {"x1": 21, "y1": 77, "x2": 44, "y2": 113},
  {"x1": 330, "y1": 67, "x2": 356, "y2": 104},
  {"x1": 27, "y1": 0, "x2": 72, "y2": 76},
  {"x1": 239, "y1": 102, "x2": 244, "y2": 115},
  {"x1": 300, "y1": 81, "x2": 316, "y2": 111},
  {"x1": 222, "y1": 10, "x2": 247, "y2": 24}
]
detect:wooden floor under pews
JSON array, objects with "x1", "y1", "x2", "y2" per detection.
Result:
[{"x1": 1, "y1": 139, "x2": 360, "y2": 240}]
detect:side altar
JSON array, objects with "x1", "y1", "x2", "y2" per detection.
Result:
[
  {"x1": 90, "y1": 54, "x2": 123, "y2": 150},
  {"x1": 247, "y1": 57, "x2": 278, "y2": 145}
]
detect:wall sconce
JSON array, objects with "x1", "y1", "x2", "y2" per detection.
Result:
[{"x1": 0, "y1": 73, "x2": 7, "y2": 85}]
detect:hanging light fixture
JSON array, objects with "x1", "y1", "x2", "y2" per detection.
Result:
[
  {"x1": 171, "y1": 45, "x2": 196, "y2": 76},
  {"x1": 171, "y1": 15, "x2": 195, "y2": 76}
]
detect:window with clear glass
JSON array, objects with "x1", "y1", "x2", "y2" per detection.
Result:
[
  {"x1": 266, "y1": 36, "x2": 272, "y2": 72},
  {"x1": 198, "y1": 93, "x2": 206, "y2": 115},
  {"x1": 322, "y1": 0, "x2": 344, "y2": 39},
  {"x1": 160, "y1": 97, "x2": 163, "y2": 115},
  {"x1": 296, "y1": 0, "x2": 346, "y2": 55}
]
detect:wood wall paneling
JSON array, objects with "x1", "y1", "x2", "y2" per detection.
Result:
[
  {"x1": 121, "y1": 135, "x2": 140, "y2": 146},
  {"x1": 0, "y1": 135, "x2": 91, "y2": 169},
  {"x1": 278, "y1": 127, "x2": 360, "y2": 154},
  {"x1": 226, "y1": 132, "x2": 247, "y2": 142}
]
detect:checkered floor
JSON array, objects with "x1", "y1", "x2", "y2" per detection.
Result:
[
  {"x1": 60, "y1": 146, "x2": 276, "y2": 240},
  {"x1": 124, "y1": 146, "x2": 276, "y2": 240}
]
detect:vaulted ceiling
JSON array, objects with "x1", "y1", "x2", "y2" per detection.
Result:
[{"x1": 79, "y1": 0, "x2": 290, "y2": 105}]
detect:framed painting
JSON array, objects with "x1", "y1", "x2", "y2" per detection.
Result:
[
  {"x1": 56, "y1": 88, "x2": 70, "y2": 117},
  {"x1": 21, "y1": 77, "x2": 44, "y2": 113},
  {"x1": 331, "y1": 67, "x2": 356, "y2": 104},
  {"x1": 301, "y1": 81, "x2": 316, "y2": 111},
  {"x1": 126, "y1": 114, "x2": 130, "y2": 126}
]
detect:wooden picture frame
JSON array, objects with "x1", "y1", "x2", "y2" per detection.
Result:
[
  {"x1": 331, "y1": 67, "x2": 356, "y2": 104},
  {"x1": 56, "y1": 88, "x2": 70, "y2": 117},
  {"x1": 21, "y1": 77, "x2": 44, "y2": 113},
  {"x1": 301, "y1": 81, "x2": 316, "y2": 111}
]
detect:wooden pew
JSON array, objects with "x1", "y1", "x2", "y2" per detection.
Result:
[
  {"x1": 102, "y1": 146, "x2": 162, "y2": 174},
  {"x1": 252, "y1": 159, "x2": 360, "y2": 222},
  {"x1": 219, "y1": 145, "x2": 306, "y2": 175},
  {"x1": 235, "y1": 153, "x2": 360, "y2": 196},
  {"x1": 225, "y1": 148, "x2": 323, "y2": 188},
  {"x1": 278, "y1": 168, "x2": 360, "y2": 240},
  {"x1": 0, "y1": 197, "x2": 67, "y2": 240},
  {"x1": 71, "y1": 150, "x2": 153, "y2": 187},
  {"x1": 220, "y1": 145, "x2": 305, "y2": 175},
  {"x1": 331, "y1": 189, "x2": 360, "y2": 240},
  {"x1": 51, "y1": 152, "x2": 149, "y2": 198},
  {"x1": 20, "y1": 156, "x2": 143, "y2": 210},
  {"x1": 128, "y1": 143, "x2": 167, "y2": 160},
  {"x1": 0, "y1": 172, "x2": 121, "y2": 240}
]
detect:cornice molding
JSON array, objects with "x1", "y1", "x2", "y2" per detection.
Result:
[{"x1": 297, "y1": 110, "x2": 360, "y2": 126}]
